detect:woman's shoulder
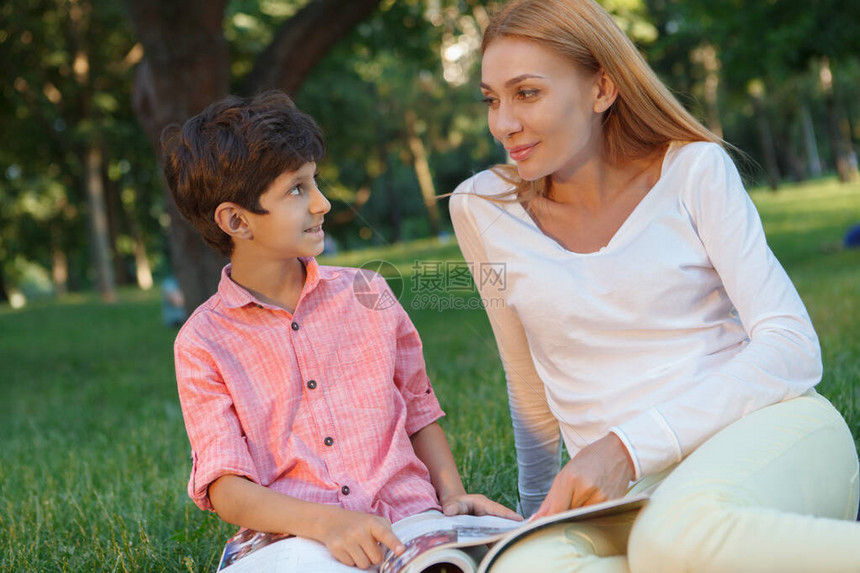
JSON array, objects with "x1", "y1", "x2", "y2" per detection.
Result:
[
  {"x1": 666, "y1": 141, "x2": 748, "y2": 218},
  {"x1": 663, "y1": 141, "x2": 742, "y2": 197},
  {"x1": 452, "y1": 167, "x2": 515, "y2": 197},
  {"x1": 666, "y1": 140, "x2": 734, "y2": 172},
  {"x1": 449, "y1": 168, "x2": 519, "y2": 233}
]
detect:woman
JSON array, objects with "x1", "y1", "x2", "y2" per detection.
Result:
[{"x1": 450, "y1": 0, "x2": 860, "y2": 571}]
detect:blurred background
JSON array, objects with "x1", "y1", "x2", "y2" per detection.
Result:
[
  {"x1": 1, "y1": 0, "x2": 858, "y2": 311},
  {"x1": 2, "y1": 3, "x2": 859, "y2": 569}
]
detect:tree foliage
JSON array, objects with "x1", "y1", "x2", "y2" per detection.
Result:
[
  {"x1": 1, "y1": 0, "x2": 858, "y2": 306},
  {"x1": 0, "y1": 0, "x2": 162, "y2": 302},
  {"x1": 647, "y1": 0, "x2": 860, "y2": 185}
]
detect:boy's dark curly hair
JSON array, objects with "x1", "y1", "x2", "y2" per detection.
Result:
[{"x1": 161, "y1": 91, "x2": 325, "y2": 256}]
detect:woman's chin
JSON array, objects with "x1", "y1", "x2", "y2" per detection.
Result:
[{"x1": 515, "y1": 163, "x2": 546, "y2": 182}]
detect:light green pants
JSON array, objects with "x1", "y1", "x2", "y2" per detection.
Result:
[{"x1": 490, "y1": 391, "x2": 860, "y2": 573}]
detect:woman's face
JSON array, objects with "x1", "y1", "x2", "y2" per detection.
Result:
[{"x1": 480, "y1": 36, "x2": 614, "y2": 182}]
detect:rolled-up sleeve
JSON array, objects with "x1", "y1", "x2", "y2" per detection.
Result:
[
  {"x1": 175, "y1": 340, "x2": 259, "y2": 511},
  {"x1": 387, "y1": 285, "x2": 444, "y2": 436}
]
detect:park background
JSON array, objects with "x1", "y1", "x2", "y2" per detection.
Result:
[{"x1": 1, "y1": 0, "x2": 859, "y2": 571}]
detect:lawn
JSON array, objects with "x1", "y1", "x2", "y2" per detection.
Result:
[{"x1": 1, "y1": 177, "x2": 858, "y2": 571}]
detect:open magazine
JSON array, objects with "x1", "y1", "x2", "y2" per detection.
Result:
[{"x1": 216, "y1": 494, "x2": 647, "y2": 573}]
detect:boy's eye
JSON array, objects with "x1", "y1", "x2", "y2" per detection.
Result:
[{"x1": 288, "y1": 176, "x2": 321, "y2": 197}]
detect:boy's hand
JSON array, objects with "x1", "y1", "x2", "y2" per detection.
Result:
[
  {"x1": 314, "y1": 507, "x2": 405, "y2": 569},
  {"x1": 441, "y1": 493, "x2": 523, "y2": 521}
]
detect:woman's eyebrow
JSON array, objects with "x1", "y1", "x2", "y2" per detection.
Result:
[{"x1": 480, "y1": 74, "x2": 547, "y2": 91}]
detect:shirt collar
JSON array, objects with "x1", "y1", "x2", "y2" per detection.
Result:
[{"x1": 218, "y1": 257, "x2": 340, "y2": 309}]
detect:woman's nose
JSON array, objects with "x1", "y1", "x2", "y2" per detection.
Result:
[{"x1": 490, "y1": 103, "x2": 522, "y2": 142}]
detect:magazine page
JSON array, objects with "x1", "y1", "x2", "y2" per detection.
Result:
[
  {"x1": 476, "y1": 494, "x2": 649, "y2": 573},
  {"x1": 380, "y1": 513, "x2": 523, "y2": 573},
  {"x1": 216, "y1": 530, "x2": 293, "y2": 572}
]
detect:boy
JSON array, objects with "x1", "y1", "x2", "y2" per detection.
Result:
[{"x1": 162, "y1": 91, "x2": 519, "y2": 571}]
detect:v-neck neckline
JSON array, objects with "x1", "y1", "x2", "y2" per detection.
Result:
[{"x1": 511, "y1": 142, "x2": 679, "y2": 256}]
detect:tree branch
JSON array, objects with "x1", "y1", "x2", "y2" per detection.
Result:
[{"x1": 240, "y1": 0, "x2": 382, "y2": 96}]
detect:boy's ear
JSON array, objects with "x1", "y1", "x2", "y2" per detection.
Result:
[
  {"x1": 214, "y1": 202, "x2": 253, "y2": 240},
  {"x1": 592, "y1": 69, "x2": 618, "y2": 114}
]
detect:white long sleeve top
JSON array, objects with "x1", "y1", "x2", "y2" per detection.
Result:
[{"x1": 450, "y1": 142, "x2": 821, "y2": 516}]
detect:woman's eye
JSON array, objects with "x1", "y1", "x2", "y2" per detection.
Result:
[
  {"x1": 481, "y1": 95, "x2": 498, "y2": 108},
  {"x1": 517, "y1": 89, "x2": 539, "y2": 100}
]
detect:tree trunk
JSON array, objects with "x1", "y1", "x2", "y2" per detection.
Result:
[
  {"x1": 749, "y1": 90, "x2": 780, "y2": 190},
  {"x1": 125, "y1": 0, "x2": 231, "y2": 310},
  {"x1": 125, "y1": 0, "x2": 382, "y2": 311},
  {"x1": 800, "y1": 103, "x2": 822, "y2": 178},
  {"x1": 121, "y1": 188, "x2": 154, "y2": 291},
  {"x1": 104, "y1": 166, "x2": 132, "y2": 286},
  {"x1": 382, "y1": 149, "x2": 401, "y2": 243},
  {"x1": 404, "y1": 110, "x2": 441, "y2": 236},
  {"x1": 0, "y1": 265, "x2": 8, "y2": 304},
  {"x1": 693, "y1": 44, "x2": 723, "y2": 138},
  {"x1": 819, "y1": 57, "x2": 859, "y2": 183},
  {"x1": 52, "y1": 248, "x2": 69, "y2": 297},
  {"x1": 824, "y1": 94, "x2": 854, "y2": 181},
  {"x1": 69, "y1": 0, "x2": 116, "y2": 301},
  {"x1": 776, "y1": 131, "x2": 805, "y2": 183},
  {"x1": 133, "y1": 236, "x2": 153, "y2": 291},
  {"x1": 85, "y1": 145, "x2": 117, "y2": 302},
  {"x1": 160, "y1": 171, "x2": 227, "y2": 313},
  {"x1": 50, "y1": 223, "x2": 69, "y2": 297}
]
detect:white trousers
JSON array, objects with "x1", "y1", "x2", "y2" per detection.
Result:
[{"x1": 490, "y1": 391, "x2": 860, "y2": 573}]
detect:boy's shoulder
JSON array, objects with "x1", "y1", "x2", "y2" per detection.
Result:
[
  {"x1": 315, "y1": 262, "x2": 390, "y2": 285},
  {"x1": 175, "y1": 262, "x2": 401, "y2": 342},
  {"x1": 315, "y1": 262, "x2": 400, "y2": 310},
  {"x1": 174, "y1": 290, "x2": 229, "y2": 349},
  {"x1": 314, "y1": 261, "x2": 413, "y2": 327}
]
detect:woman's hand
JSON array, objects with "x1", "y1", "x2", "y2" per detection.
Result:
[
  {"x1": 441, "y1": 493, "x2": 523, "y2": 521},
  {"x1": 531, "y1": 433, "x2": 635, "y2": 520},
  {"x1": 313, "y1": 506, "x2": 405, "y2": 569}
]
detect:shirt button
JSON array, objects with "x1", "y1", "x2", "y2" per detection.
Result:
[
  {"x1": 291, "y1": 321, "x2": 300, "y2": 331},
  {"x1": 255, "y1": 304, "x2": 263, "y2": 308},
  {"x1": 324, "y1": 437, "x2": 334, "y2": 447},
  {"x1": 341, "y1": 485, "x2": 350, "y2": 495},
  {"x1": 307, "y1": 379, "x2": 317, "y2": 389}
]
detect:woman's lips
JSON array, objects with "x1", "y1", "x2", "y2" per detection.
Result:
[{"x1": 507, "y1": 143, "x2": 537, "y2": 162}]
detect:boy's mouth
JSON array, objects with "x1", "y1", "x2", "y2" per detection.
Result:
[{"x1": 304, "y1": 223, "x2": 324, "y2": 234}]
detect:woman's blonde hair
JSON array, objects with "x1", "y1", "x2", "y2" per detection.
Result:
[{"x1": 482, "y1": 0, "x2": 722, "y2": 200}]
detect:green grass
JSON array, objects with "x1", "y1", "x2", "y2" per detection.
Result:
[
  {"x1": 1, "y1": 177, "x2": 858, "y2": 571},
  {"x1": 749, "y1": 179, "x2": 860, "y2": 440}
]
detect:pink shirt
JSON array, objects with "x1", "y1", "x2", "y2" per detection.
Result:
[{"x1": 174, "y1": 258, "x2": 444, "y2": 523}]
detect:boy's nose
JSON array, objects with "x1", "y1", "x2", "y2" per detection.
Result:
[{"x1": 311, "y1": 186, "x2": 331, "y2": 214}]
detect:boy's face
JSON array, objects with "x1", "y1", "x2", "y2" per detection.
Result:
[{"x1": 243, "y1": 162, "x2": 331, "y2": 260}]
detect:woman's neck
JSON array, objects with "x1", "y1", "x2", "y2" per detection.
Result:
[
  {"x1": 546, "y1": 148, "x2": 665, "y2": 210},
  {"x1": 522, "y1": 146, "x2": 669, "y2": 254}
]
